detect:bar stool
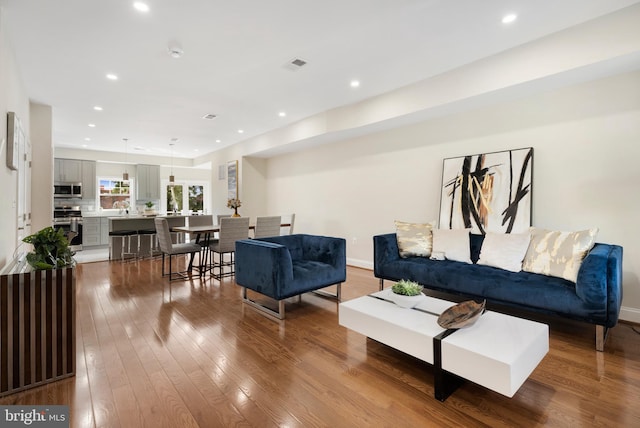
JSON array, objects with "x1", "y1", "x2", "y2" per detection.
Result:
[
  {"x1": 109, "y1": 229, "x2": 138, "y2": 260},
  {"x1": 138, "y1": 229, "x2": 161, "y2": 258}
]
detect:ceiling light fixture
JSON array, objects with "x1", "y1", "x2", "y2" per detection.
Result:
[
  {"x1": 88, "y1": 123, "x2": 96, "y2": 128},
  {"x1": 350, "y1": 80, "x2": 360, "y2": 88},
  {"x1": 122, "y1": 138, "x2": 130, "y2": 182},
  {"x1": 502, "y1": 13, "x2": 517, "y2": 24},
  {"x1": 278, "y1": 111, "x2": 286, "y2": 117},
  {"x1": 168, "y1": 46, "x2": 183, "y2": 59},
  {"x1": 106, "y1": 73, "x2": 118, "y2": 80},
  {"x1": 133, "y1": 2, "x2": 150, "y2": 13},
  {"x1": 93, "y1": 106, "x2": 103, "y2": 111},
  {"x1": 238, "y1": 129, "x2": 244, "y2": 134},
  {"x1": 215, "y1": 139, "x2": 221, "y2": 143},
  {"x1": 84, "y1": 138, "x2": 91, "y2": 141},
  {"x1": 169, "y1": 139, "x2": 177, "y2": 185}
]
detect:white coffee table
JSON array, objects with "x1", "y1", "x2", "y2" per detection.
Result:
[{"x1": 339, "y1": 289, "x2": 549, "y2": 400}]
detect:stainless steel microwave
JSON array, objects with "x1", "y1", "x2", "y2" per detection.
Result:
[{"x1": 54, "y1": 182, "x2": 82, "y2": 198}]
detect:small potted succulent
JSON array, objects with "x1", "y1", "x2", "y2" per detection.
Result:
[
  {"x1": 144, "y1": 201, "x2": 155, "y2": 215},
  {"x1": 391, "y1": 279, "x2": 425, "y2": 308}
]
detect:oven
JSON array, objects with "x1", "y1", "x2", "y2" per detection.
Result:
[{"x1": 53, "y1": 206, "x2": 83, "y2": 250}]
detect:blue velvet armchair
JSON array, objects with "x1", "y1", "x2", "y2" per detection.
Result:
[{"x1": 235, "y1": 234, "x2": 346, "y2": 319}]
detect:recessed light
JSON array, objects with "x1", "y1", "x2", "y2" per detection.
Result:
[
  {"x1": 238, "y1": 129, "x2": 244, "y2": 134},
  {"x1": 133, "y1": 2, "x2": 149, "y2": 13},
  {"x1": 88, "y1": 123, "x2": 96, "y2": 128},
  {"x1": 350, "y1": 80, "x2": 360, "y2": 88},
  {"x1": 278, "y1": 111, "x2": 287, "y2": 117},
  {"x1": 502, "y1": 13, "x2": 517, "y2": 24},
  {"x1": 93, "y1": 106, "x2": 103, "y2": 111},
  {"x1": 202, "y1": 114, "x2": 217, "y2": 120},
  {"x1": 215, "y1": 139, "x2": 221, "y2": 143},
  {"x1": 84, "y1": 138, "x2": 91, "y2": 141},
  {"x1": 106, "y1": 73, "x2": 118, "y2": 80},
  {"x1": 82, "y1": 144, "x2": 88, "y2": 148}
]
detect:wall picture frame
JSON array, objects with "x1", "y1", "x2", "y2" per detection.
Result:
[
  {"x1": 438, "y1": 147, "x2": 533, "y2": 234},
  {"x1": 6, "y1": 112, "x2": 22, "y2": 171},
  {"x1": 227, "y1": 160, "x2": 238, "y2": 199}
]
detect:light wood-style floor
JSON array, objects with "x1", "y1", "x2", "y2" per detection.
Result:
[{"x1": 2, "y1": 257, "x2": 639, "y2": 427}]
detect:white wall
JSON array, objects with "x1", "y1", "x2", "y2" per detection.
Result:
[
  {"x1": 0, "y1": 9, "x2": 30, "y2": 266},
  {"x1": 263, "y1": 71, "x2": 640, "y2": 322},
  {"x1": 29, "y1": 102, "x2": 53, "y2": 232}
]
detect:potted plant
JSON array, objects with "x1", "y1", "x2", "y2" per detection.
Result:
[
  {"x1": 391, "y1": 279, "x2": 425, "y2": 308},
  {"x1": 144, "y1": 201, "x2": 155, "y2": 215},
  {"x1": 227, "y1": 198, "x2": 242, "y2": 217},
  {"x1": 22, "y1": 226, "x2": 76, "y2": 270}
]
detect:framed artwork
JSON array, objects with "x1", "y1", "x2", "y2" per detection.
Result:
[
  {"x1": 438, "y1": 147, "x2": 533, "y2": 234},
  {"x1": 6, "y1": 112, "x2": 22, "y2": 171},
  {"x1": 227, "y1": 160, "x2": 238, "y2": 199}
]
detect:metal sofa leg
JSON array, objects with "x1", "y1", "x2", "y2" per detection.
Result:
[
  {"x1": 312, "y1": 283, "x2": 342, "y2": 301},
  {"x1": 596, "y1": 325, "x2": 608, "y2": 352},
  {"x1": 241, "y1": 287, "x2": 286, "y2": 320},
  {"x1": 379, "y1": 278, "x2": 384, "y2": 291}
]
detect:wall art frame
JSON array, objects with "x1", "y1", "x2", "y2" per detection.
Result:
[
  {"x1": 6, "y1": 112, "x2": 22, "y2": 171},
  {"x1": 438, "y1": 147, "x2": 533, "y2": 234},
  {"x1": 227, "y1": 160, "x2": 238, "y2": 199}
]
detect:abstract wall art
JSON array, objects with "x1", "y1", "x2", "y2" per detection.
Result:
[{"x1": 438, "y1": 148, "x2": 533, "y2": 234}]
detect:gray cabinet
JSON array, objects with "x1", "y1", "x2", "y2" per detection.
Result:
[
  {"x1": 81, "y1": 160, "x2": 96, "y2": 199},
  {"x1": 100, "y1": 218, "x2": 109, "y2": 245},
  {"x1": 137, "y1": 164, "x2": 160, "y2": 201},
  {"x1": 54, "y1": 158, "x2": 82, "y2": 182},
  {"x1": 82, "y1": 217, "x2": 101, "y2": 247}
]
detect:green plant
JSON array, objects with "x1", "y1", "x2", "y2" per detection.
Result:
[
  {"x1": 145, "y1": 201, "x2": 154, "y2": 208},
  {"x1": 22, "y1": 227, "x2": 76, "y2": 270},
  {"x1": 392, "y1": 279, "x2": 424, "y2": 296}
]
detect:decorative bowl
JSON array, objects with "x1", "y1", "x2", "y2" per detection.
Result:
[
  {"x1": 437, "y1": 300, "x2": 486, "y2": 329},
  {"x1": 391, "y1": 293, "x2": 426, "y2": 309}
]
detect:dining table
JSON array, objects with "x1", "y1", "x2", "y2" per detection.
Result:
[{"x1": 172, "y1": 222, "x2": 292, "y2": 275}]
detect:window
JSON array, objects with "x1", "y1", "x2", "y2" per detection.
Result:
[
  {"x1": 163, "y1": 180, "x2": 208, "y2": 214},
  {"x1": 99, "y1": 179, "x2": 132, "y2": 210}
]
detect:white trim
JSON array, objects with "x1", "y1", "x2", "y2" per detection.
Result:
[
  {"x1": 347, "y1": 258, "x2": 373, "y2": 270},
  {"x1": 620, "y1": 306, "x2": 640, "y2": 324}
]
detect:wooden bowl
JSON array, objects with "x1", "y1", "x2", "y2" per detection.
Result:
[{"x1": 437, "y1": 300, "x2": 486, "y2": 329}]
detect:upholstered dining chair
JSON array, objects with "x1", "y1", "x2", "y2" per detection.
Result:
[
  {"x1": 254, "y1": 216, "x2": 282, "y2": 239},
  {"x1": 154, "y1": 218, "x2": 202, "y2": 281},
  {"x1": 217, "y1": 214, "x2": 231, "y2": 224},
  {"x1": 187, "y1": 214, "x2": 214, "y2": 243},
  {"x1": 208, "y1": 216, "x2": 250, "y2": 280}
]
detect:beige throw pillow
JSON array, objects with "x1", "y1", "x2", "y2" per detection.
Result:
[
  {"x1": 395, "y1": 221, "x2": 434, "y2": 258},
  {"x1": 477, "y1": 232, "x2": 531, "y2": 272},
  {"x1": 431, "y1": 228, "x2": 472, "y2": 264},
  {"x1": 522, "y1": 227, "x2": 598, "y2": 282}
]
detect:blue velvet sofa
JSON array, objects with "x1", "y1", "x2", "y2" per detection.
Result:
[
  {"x1": 235, "y1": 234, "x2": 346, "y2": 319},
  {"x1": 374, "y1": 233, "x2": 623, "y2": 351}
]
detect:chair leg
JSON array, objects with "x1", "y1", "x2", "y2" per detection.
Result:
[
  {"x1": 312, "y1": 283, "x2": 342, "y2": 302},
  {"x1": 241, "y1": 287, "x2": 286, "y2": 320}
]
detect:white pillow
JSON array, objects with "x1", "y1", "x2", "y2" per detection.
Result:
[
  {"x1": 477, "y1": 232, "x2": 531, "y2": 272},
  {"x1": 431, "y1": 228, "x2": 471, "y2": 264}
]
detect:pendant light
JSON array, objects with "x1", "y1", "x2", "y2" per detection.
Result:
[
  {"x1": 122, "y1": 138, "x2": 129, "y2": 182},
  {"x1": 169, "y1": 141, "x2": 175, "y2": 185}
]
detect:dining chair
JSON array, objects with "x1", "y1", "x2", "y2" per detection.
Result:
[
  {"x1": 254, "y1": 215, "x2": 282, "y2": 238},
  {"x1": 187, "y1": 214, "x2": 214, "y2": 242},
  {"x1": 208, "y1": 217, "x2": 250, "y2": 280},
  {"x1": 154, "y1": 218, "x2": 202, "y2": 281},
  {"x1": 285, "y1": 213, "x2": 295, "y2": 235},
  {"x1": 217, "y1": 214, "x2": 231, "y2": 224}
]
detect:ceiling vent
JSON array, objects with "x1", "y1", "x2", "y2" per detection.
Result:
[
  {"x1": 202, "y1": 114, "x2": 217, "y2": 120},
  {"x1": 284, "y1": 57, "x2": 308, "y2": 71}
]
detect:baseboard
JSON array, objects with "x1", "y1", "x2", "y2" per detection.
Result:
[
  {"x1": 620, "y1": 306, "x2": 640, "y2": 324},
  {"x1": 347, "y1": 258, "x2": 373, "y2": 270}
]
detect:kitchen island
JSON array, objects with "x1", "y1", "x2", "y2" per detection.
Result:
[{"x1": 109, "y1": 214, "x2": 188, "y2": 260}]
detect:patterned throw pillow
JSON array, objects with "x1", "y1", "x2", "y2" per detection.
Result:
[
  {"x1": 431, "y1": 228, "x2": 472, "y2": 264},
  {"x1": 395, "y1": 221, "x2": 433, "y2": 258},
  {"x1": 477, "y1": 232, "x2": 531, "y2": 272},
  {"x1": 522, "y1": 227, "x2": 598, "y2": 282}
]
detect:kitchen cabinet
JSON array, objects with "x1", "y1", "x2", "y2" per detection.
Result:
[
  {"x1": 100, "y1": 218, "x2": 109, "y2": 245},
  {"x1": 54, "y1": 158, "x2": 82, "y2": 182},
  {"x1": 81, "y1": 160, "x2": 96, "y2": 199},
  {"x1": 137, "y1": 164, "x2": 160, "y2": 201},
  {"x1": 83, "y1": 217, "x2": 101, "y2": 247}
]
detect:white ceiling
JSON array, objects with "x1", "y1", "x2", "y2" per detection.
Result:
[{"x1": 2, "y1": 0, "x2": 639, "y2": 159}]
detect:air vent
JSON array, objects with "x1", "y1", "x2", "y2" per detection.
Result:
[
  {"x1": 202, "y1": 114, "x2": 217, "y2": 120},
  {"x1": 284, "y1": 57, "x2": 308, "y2": 71}
]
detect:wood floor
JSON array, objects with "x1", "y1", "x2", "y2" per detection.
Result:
[{"x1": 2, "y1": 257, "x2": 640, "y2": 427}]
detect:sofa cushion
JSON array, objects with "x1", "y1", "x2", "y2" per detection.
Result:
[
  {"x1": 477, "y1": 232, "x2": 531, "y2": 272},
  {"x1": 522, "y1": 227, "x2": 598, "y2": 282},
  {"x1": 432, "y1": 228, "x2": 472, "y2": 264},
  {"x1": 395, "y1": 220, "x2": 433, "y2": 258}
]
